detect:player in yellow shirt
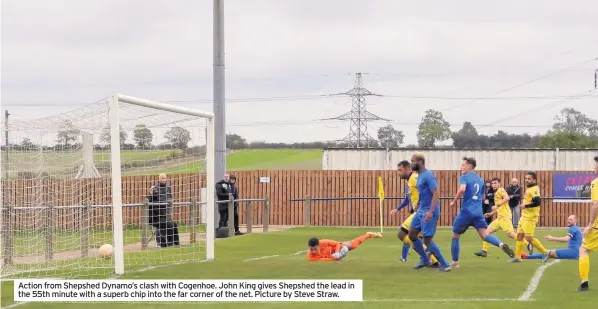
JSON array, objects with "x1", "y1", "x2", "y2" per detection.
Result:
[
  {"x1": 391, "y1": 160, "x2": 439, "y2": 266},
  {"x1": 509, "y1": 172, "x2": 549, "y2": 263},
  {"x1": 577, "y1": 155, "x2": 598, "y2": 292},
  {"x1": 473, "y1": 177, "x2": 530, "y2": 257}
]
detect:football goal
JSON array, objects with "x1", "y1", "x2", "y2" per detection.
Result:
[{"x1": 0, "y1": 94, "x2": 215, "y2": 279}]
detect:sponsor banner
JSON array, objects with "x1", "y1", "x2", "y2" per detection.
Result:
[{"x1": 552, "y1": 173, "x2": 595, "y2": 202}]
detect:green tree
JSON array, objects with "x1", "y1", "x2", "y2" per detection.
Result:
[
  {"x1": 377, "y1": 124, "x2": 405, "y2": 148},
  {"x1": 164, "y1": 126, "x2": 191, "y2": 149},
  {"x1": 416, "y1": 109, "x2": 451, "y2": 147},
  {"x1": 451, "y1": 121, "x2": 479, "y2": 148},
  {"x1": 226, "y1": 133, "x2": 248, "y2": 149},
  {"x1": 100, "y1": 125, "x2": 128, "y2": 146},
  {"x1": 133, "y1": 124, "x2": 153, "y2": 148},
  {"x1": 537, "y1": 131, "x2": 598, "y2": 148},
  {"x1": 56, "y1": 120, "x2": 80, "y2": 147},
  {"x1": 553, "y1": 107, "x2": 598, "y2": 136}
]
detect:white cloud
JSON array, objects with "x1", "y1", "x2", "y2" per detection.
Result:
[{"x1": 2, "y1": 0, "x2": 598, "y2": 144}]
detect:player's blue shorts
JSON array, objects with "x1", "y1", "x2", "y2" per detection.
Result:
[
  {"x1": 452, "y1": 211, "x2": 488, "y2": 234},
  {"x1": 409, "y1": 210, "x2": 439, "y2": 237},
  {"x1": 555, "y1": 248, "x2": 579, "y2": 260}
]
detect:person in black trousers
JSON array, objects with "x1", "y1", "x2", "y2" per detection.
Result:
[
  {"x1": 147, "y1": 173, "x2": 180, "y2": 247},
  {"x1": 483, "y1": 180, "x2": 495, "y2": 225},
  {"x1": 216, "y1": 173, "x2": 232, "y2": 229},
  {"x1": 229, "y1": 175, "x2": 244, "y2": 236},
  {"x1": 506, "y1": 177, "x2": 522, "y2": 228}
]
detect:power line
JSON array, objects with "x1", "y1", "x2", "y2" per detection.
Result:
[
  {"x1": 224, "y1": 119, "x2": 557, "y2": 129},
  {"x1": 4, "y1": 93, "x2": 597, "y2": 107},
  {"x1": 323, "y1": 73, "x2": 388, "y2": 148},
  {"x1": 435, "y1": 57, "x2": 598, "y2": 113},
  {"x1": 485, "y1": 89, "x2": 597, "y2": 126}
]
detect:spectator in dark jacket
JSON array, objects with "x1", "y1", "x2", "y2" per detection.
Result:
[
  {"x1": 229, "y1": 175, "x2": 244, "y2": 235},
  {"x1": 147, "y1": 173, "x2": 180, "y2": 247},
  {"x1": 216, "y1": 173, "x2": 232, "y2": 229},
  {"x1": 483, "y1": 180, "x2": 495, "y2": 224},
  {"x1": 506, "y1": 177, "x2": 522, "y2": 228}
]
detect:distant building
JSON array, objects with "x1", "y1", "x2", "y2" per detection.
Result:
[{"x1": 322, "y1": 148, "x2": 598, "y2": 171}]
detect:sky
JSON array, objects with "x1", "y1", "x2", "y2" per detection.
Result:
[{"x1": 1, "y1": 0, "x2": 598, "y2": 146}]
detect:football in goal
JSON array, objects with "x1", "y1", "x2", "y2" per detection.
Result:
[{"x1": 0, "y1": 94, "x2": 216, "y2": 279}]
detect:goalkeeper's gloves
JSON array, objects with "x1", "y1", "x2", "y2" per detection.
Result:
[
  {"x1": 331, "y1": 252, "x2": 341, "y2": 260},
  {"x1": 339, "y1": 245, "x2": 349, "y2": 256},
  {"x1": 336, "y1": 246, "x2": 349, "y2": 260}
]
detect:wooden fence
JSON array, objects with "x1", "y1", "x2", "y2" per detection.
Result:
[{"x1": 1, "y1": 170, "x2": 595, "y2": 229}]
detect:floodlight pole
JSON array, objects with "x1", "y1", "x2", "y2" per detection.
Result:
[
  {"x1": 213, "y1": 2, "x2": 225, "y2": 181},
  {"x1": 213, "y1": 0, "x2": 226, "y2": 229},
  {"x1": 3, "y1": 110, "x2": 9, "y2": 180}
]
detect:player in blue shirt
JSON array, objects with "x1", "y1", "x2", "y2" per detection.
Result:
[
  {"x1": 408, "y1": 152, "x2": 452, "y2": 272},
  {"x1": 394, "y1": 186, "x2": 413, "y2": 262},
  {"x1": 521, "y1": 214, "x2": 583, "y2": 262},
  {"x1": 449, "y1": 157, "x2": 515, "y2": 268}
]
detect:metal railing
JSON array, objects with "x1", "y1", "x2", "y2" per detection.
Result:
[
  {"x1": 0, "y1": 195, "x2": 270, "y2": 265},
  {"x1": 290, "y1": 195, "x2": 591, "y2": 226},
  {"x1": 216, "y1": 193, "x2": 270, "y2": 237}
]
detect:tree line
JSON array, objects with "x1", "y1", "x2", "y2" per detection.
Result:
[
  {"x1": 415, "y1": 107, "x2": 598, "y2": 148},
  {"x1": 5, "y1": 121, "x2": 193, "y2": 151},
  {"x1": 5, "y1": 107, "x2": 597, "y2": 151}
]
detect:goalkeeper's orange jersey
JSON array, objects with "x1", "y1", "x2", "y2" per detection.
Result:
[{"x1": 306, "y1": 239, "x2": 341, "y2": 261}]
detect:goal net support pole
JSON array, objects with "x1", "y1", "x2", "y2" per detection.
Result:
[
  {"x1": 74, "y1": 133, "x2": 101, "y2": 179},
  {"x1": 109, "y1": 94, "x2": 215, "y2": 276}
]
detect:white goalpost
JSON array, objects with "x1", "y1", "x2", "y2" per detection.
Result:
[
  {"x1": 0, "y1": 94, "x2": 215, "y2": 279},
  {"x1": 108, "y1": 94, "x2": 216, "y2": 275}
]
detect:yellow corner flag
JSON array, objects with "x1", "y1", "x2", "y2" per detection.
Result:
[
  {"x1": 377, "y1": 176, "x2": 385, "y2": 233},
  {"x1": 377, "y1": 176, "x2": 385, "y2": 201}
]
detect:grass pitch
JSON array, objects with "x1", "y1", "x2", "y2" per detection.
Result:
[{"x1": 1, "y1": 227, "x2": 596, "y2": 309}]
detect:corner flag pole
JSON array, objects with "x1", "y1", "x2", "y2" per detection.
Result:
[{"x1": 377, "y1": 176, "x2": 385, "y2": 233}]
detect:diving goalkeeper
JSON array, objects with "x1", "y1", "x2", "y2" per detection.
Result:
[{"x1": 306, "y1": 232, "x2": 382, "y2": 261}]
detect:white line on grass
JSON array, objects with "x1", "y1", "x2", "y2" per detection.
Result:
[
  {"x1": 365, "y1": 298, "x2": 513, "y2": 302},
  {"x1": 243, "y1": 250, "x2": 306, "y2": 262},
  {"x1": 243, "y1": 255, "x2": 280, "y2": 262},
  {"x1": 518, "y1": 259, "x2": 560, "y2": 301},
  {"x1": 1, "y1": 302, "x2": 29, "y2": 309}
]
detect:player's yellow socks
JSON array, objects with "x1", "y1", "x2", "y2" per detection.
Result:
[
  {"x1": 429, "y1": 252, "x2": 439, "y2": 264},
  {"x1": 482, "y1": 241, "x2": 489, "y2": 252},
  {"x1": 530, "y1": 238, "x2": 548, "y2": 254},
  {"x1": 403, "y1": 237, "x2": 438, "y2": 264},
  {"x1": 515, "y1": 240, "x2": 525, "y2": 259},
  {"x1": 579, "y1": 255, "x2": 590, "y2": 282}
]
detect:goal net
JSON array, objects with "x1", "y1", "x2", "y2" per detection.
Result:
[{"x1": 0, "y1": 94, "x2": 215, "y2": 279}]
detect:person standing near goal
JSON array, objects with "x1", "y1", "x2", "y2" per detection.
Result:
[
  {"x1": 216, "y1": 173, "x2": 233, "y2": 229},
  {"x1": 147, "y1": 173, "x2": 180, "y2": 247},
  {"x1": 229, "y1": 175, "x2": 244, "y2": 236}
]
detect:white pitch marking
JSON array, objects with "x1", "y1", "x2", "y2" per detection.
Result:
[
  {"x1": 0, "y1": 302, "x2": 29, "y2": 309},
  {"x1": 518, "y1": 259, "x2": 560, "y2": 301},
  {"x1": 365, "y1": 298, "x2": 513, "y2": 302},
  {"x1": 243, "y1": 255, "x2": 279, "y2": 262}
]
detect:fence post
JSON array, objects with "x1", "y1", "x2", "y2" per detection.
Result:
[
  {"x1": 228, "y1": 193, "x2": 235, "y2": 237},
  {"x1": 263, "y1": 196, "x2": 270, "y2": 232},
  {"x1": 45, "y1": 204, "x2": 54, "y2": 262},
  {"x1": 80, "y1": 203, "x2": 90, "y2": 257},
  {"x1": 245, "y1": 201, "x2": 253, "y2": 234},
  {"x1": 304, "y1": 195, "x2": 311, "y2": 226},
  {"x1": 167, "y1": 200, "x2": 173, "y2": 222},
  {"x1": 1, "y1": 205, "x2": 13, "y2": 265},
  {"x1": 141, "y1": 200, "x2": 151, "y2": 250},
  {"x1": 190, "y1": 199, "x2": 197, "y2": 244}
]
